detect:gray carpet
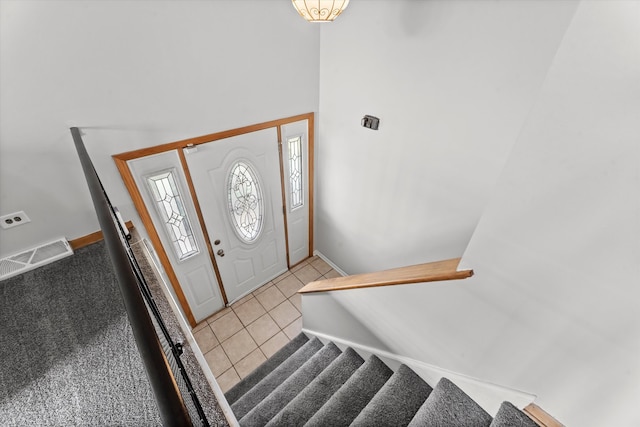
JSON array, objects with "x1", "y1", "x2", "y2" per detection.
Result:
[
  {"x1": 0, "y1": 241, "x2": 161, "y2": 426},
  {"x1": 351, "y1": 363, "x2": 433, "y2": 426},
  {"x1": 231, "y1": 337, "x2": 323, "y2": 420},
  {"x1": 239, "y1": 341, "x2": 341, "y2": 426},
  {"x1": 305, "y1": 355, "x2": 393, "y2": 427},
  {"x1": 490, "y1": 401, "x2": 539, "y2": 427},
  {"x1": 0, "y1": 237, "x2": 228, "y2": 426},
  {"x1": 225, "y1": 332, "x2": 309, "y2": 406},
  {"x1": 229, "y1": 337, "x2": 538, "y2": 426},
  {"x1": 265, "y1": 346, "x2": 364, "y2": 427},
  {"x1": 408, "y1": 377, "x2": 493, "y2": 427}
]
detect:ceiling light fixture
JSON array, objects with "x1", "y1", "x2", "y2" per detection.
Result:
[{"x1": 292, "y1": 0, "x2": 350, "y2": 23}]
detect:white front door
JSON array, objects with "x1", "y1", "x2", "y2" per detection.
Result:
[
  {"x1": 185, "y1": 127, "x2": 288, "y2": 303},
  {"x1": 127, "y1": 151, "x2": 225, "y2": 322}
]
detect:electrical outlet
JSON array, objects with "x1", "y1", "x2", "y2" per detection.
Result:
[{"x1": 0, "y1": 211, "x2": 31, "y2": 229}]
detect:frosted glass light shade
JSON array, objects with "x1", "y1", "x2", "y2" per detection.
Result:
[{"x1": 292, "y1": 0, "x2": 350, "y2": 22}]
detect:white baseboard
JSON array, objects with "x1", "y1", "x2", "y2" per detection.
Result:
[
  {"x1": 313, "y1": 250, "x2": 348, "y2": 277},
  {"x1": 301, "y1": 327, "x2": 536, "y2": 417}
]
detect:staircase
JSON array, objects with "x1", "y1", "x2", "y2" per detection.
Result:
[{"x1": 225, "y1": 333, "x2": 539, "y2": 427}]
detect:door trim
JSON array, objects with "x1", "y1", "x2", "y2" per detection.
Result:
[
  {"x1": 277, "y1": 127, "x2": 291, "y2": 267},
  {"x1": 113, "y1": 113, "x2": 314, "y2": 327},
  {"x1": 113, "y1": 156, "x2": 198, "y2": 326}
]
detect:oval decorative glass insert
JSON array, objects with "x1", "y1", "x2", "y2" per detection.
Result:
[{"x1": 227, "y1": 161, "x2": 264, "y2": 243}]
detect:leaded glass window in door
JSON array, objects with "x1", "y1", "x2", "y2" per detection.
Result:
[
  {"x1": 227, "y1": 161, "x2": 264, "y2": 243},
  {"x1": 288, "y1": 136, "x2": 304, "y2": 209},
  {"x1": 147, "y1": 170, "x2": 199, "y2": 260}
]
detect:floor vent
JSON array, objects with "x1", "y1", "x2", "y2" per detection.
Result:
[{"x1": 0, "y1": 238, "x2": 74, "y2": 281}]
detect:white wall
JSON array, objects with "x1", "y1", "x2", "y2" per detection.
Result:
[
  {"x1": 316, "y1": 0, "x2": 579, "y2": 273},
  {"x1": 0, "y1": 0, "x2": 319, "y2": 258},
  {"x1": 457, "y1": 1, "x2": 640, "y2": 424},
  {"x1": 307, "y1": 1, "x2": 640, "y2": 426}
]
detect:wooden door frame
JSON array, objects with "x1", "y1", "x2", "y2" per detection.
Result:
[{"x1": 113, "y1": 113, "x2": 315, "y2": 327}]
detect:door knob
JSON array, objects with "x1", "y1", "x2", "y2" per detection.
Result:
[
  {"x1": 217, "y1": 249, "x2": 225, "y2": 257},
  {"x1": 214, "y1": 239, "x2": 221, "y2": 245}
]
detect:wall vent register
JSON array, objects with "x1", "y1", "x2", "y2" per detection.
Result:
[{"x1": 0, "y1": 238, "x2": 73, "y2": 281}]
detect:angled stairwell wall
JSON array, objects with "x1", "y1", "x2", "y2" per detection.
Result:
[
  {"x1": 454, "y1": 1, "x2": 640, "y2": 425},
  {"x1": 306, "y1": 2, "x2": 640, "y2": 427}
]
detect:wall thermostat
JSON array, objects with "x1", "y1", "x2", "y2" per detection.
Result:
[{"x1": 361, "y1": 115, "x2": 380, "y2": 130}]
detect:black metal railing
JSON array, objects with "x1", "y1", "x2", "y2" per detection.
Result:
[
  {"x1": 127, "y1": 233, "x2": 210, "y2": 426},
  {"x1": 71, "y1": 127, "x2": 209, "y2": 426}
]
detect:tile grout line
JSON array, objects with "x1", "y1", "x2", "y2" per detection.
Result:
[
  {"x1": 192, "y1": 261, "x2": 338, "y2": 392},
  {"x1": 220, "y1": 294, "x2": 301, "y2": 378},
  {"x1": 219, "y1": 296, "x2": 289, "y2": 373},
  {"x1": 218, "y1": 325, "x2": 259, "y2": 365}
]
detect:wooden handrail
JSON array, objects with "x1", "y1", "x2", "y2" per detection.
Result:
[
  {"x1": 524, "y1": 403, "x2": 565, "y2": 427},
  {"x1": 299, "y1": 258, "x2": 473, "y2": 294}
]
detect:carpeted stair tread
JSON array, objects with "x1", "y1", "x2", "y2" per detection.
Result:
[
  {"x1": 351, "y1": 363, "x2": 433, "y2": 427},
  {"x1": 265, "y1": 347, "x2": 364, "y2": 427},
  {"x1": 408, "y1": 377, "x2": 493, "y2": 427},
  {"x1": 231, "y1": 337, "x2": 323, "y2": 420},
  {"x1": 225, "y1": 332, "x2": 309, "y2": 405},
  {"x1": 490, "y1": 401, "x2": 538, "y2": 427},
  {"x1": 304, "y1": 355, "x2": 393, "y2": 427},
  {"x1": 227, "y1": 336, "x2": 533, "y2": 427},
  {"x1": 239, "y1": 342, "x2": 342, "y2": 427}
]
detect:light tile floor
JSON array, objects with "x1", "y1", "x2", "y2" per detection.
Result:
[{"x1": 192, "y1": 255, "x2": 341, "y2": 393}]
